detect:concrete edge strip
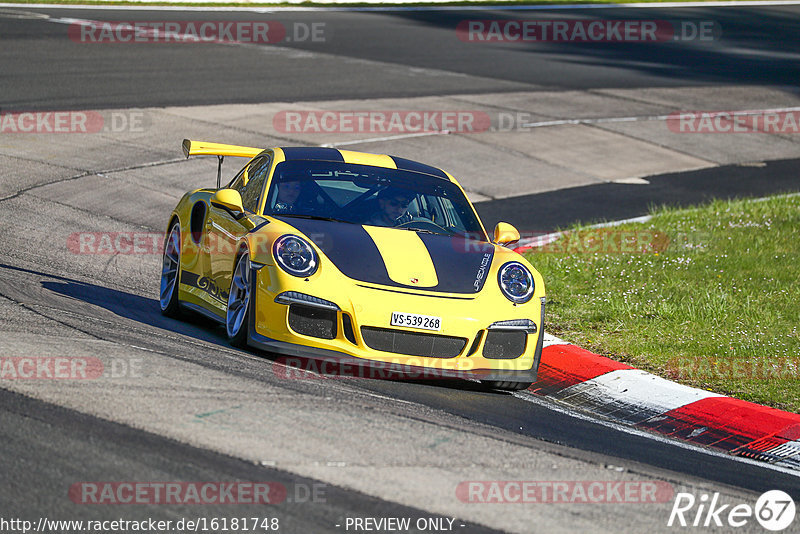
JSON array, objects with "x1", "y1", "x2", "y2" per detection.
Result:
[{"x1": 530, "y1": 338, "x2": 800, "y2": 471}]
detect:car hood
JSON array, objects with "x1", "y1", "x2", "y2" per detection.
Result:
[{"x1": 274, "y1": 216, "x2": 495, "y2": 294}]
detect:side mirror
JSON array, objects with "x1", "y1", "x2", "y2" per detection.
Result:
[
  {"x1": 494, "y1": 222, "x2": 520, "y2": 246},
  {"x1": 211, "y1": 189, "x2": 244, "y2": 215}
]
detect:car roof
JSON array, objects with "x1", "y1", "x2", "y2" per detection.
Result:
[{"x1": 277, "y1": 147, "x2": 451, "y2": 181}]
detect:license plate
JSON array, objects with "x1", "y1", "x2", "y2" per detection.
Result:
[{"x1": 390, "y1": 312, "x2": 442, "y2": 331}]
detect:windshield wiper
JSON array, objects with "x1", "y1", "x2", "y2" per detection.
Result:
[{"x1": 400, "y1": 227, "x2": 448, "y2": 236}]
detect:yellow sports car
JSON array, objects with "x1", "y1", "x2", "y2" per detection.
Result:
[{"x1": 160, "y1": 140, "x2": 545, "y2": 390}]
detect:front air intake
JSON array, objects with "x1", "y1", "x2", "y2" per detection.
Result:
[
  {"x1": 360, "y1": 327, "x2": 466, "y2": 359},
  {"x1": 288, "y1": 304, "x2": 337, "y2": 339},
  {"x1": 482, "y1": 330, "x2": 527, "y2": 359}
]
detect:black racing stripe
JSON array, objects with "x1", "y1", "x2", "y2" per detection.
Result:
[
  {"x1": 281, "y1": 147, "x2": 345, "y2": 162},
  {"x1": 390, "y1": 156, "x2": 449, "y2": 180},
  {"x1": 418, "y1": 234, "x2": 495, "y2": 294},
  {"x1": 275, "y1": 217, "x2": 494, "y2": 294},
  {"x1": 274, "y1": 217, "x2": 394, "y2": 286}
]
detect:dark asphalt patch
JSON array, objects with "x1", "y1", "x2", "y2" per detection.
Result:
[{"x1": 475, "y1": 157, "x2": 800, "y2": 233}]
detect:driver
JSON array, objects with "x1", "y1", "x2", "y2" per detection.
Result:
[
  {"x1": 272, "y1": 180, "x2": 302, "y2": 214},
  {"x1": 367, "y1": 188, "x2": 413, "y2": 227}
]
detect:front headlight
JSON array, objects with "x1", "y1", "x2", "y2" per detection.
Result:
[
  {"x1": 273, "y1": 235, "x2": 318, "y2": 277},
  {"x1": 498, "y1": 262, "x2": 534, "y2": 304}
]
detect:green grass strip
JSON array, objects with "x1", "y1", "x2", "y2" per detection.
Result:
[{"x1": 526, "y1": 193, "x2": 800, "y2": 412}]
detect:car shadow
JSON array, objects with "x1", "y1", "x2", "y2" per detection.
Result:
[
  {"x1": 41, "y1": 280, "x2": 234, "y2": 349},
  {"x1": 0, "y1": 263, "x2": 229, "y2": 349},
  {"x1": 7, "y1": 263, "x2": 505, "y2": 393}
]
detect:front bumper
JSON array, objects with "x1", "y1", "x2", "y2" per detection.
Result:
[
  {"x1": 247, "y1": 264, "x2": 545, "y2": 383},
  {"x1": 247, "y1": 321, "x2": 545, "y2": 383}
]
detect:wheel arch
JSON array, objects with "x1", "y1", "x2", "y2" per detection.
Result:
[{"x1": 166, "y1": 214, "x2": 181, "y2": 237}]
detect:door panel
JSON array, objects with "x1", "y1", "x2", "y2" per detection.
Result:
[
  {"x1": 207, "y1": 207, "x2": 246, "y2": 309},
  {"x1": 207, "y1": 155, "x2": 272, "y2": 305}
]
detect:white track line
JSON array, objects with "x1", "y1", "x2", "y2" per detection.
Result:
[{"x1": 521, "y1": 106, "x2": 800, "y2": 129}]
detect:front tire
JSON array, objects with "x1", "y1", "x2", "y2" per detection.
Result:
[
  {"x1": 160, "y1": 222, "x2": 182, "y2": 318},
  {"x1": 226, "y1": 252, "x2": 251, "y2": 348}
]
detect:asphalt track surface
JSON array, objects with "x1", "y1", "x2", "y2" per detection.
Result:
[
  {"x1": 1, "y1": 5, "x2": 800, "y2": 109},
  {"x1": 0, "y1": 388, "x2": 502, "y2": 534},
  {"x1": 2, "y1": 4, "x2": 800, "y2": 533}
]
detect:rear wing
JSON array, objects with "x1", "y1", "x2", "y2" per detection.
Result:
[
  {"x1": 182, "y1": 139, "x2": 263, "y2": 159},
  {"x1": 182, "y1": 139, "x2": 263, "y2": 188}
]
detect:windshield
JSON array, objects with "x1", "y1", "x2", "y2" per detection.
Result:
[{"x1": 263, "y1": 160, "x2": 487, "y2": 239}]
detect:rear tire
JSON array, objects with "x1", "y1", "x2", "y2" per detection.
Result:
[
  {"x1": 159, "y1": 222, "x2": 182, "y2": 318},
  {"x1": 226, "y1": 252, "x2": 251, "y2": 348},
  {"x1": 481, "y1": 380, "x2": 532, "y2": 392}
]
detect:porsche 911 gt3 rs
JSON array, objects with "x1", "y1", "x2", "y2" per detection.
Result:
[{"x1": 160, "y1": 140, "x2": 546, "y2": 390}]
